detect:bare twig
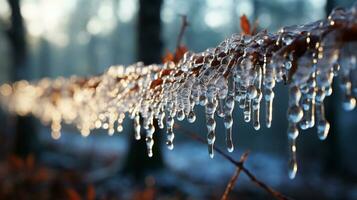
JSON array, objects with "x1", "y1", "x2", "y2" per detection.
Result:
[
  {"x1": 174, "y1": 124, "x2": 292, "y2": 200},
  {"x1": 176, "y1": 15, "x2": 189, "y2": 49},
  {"x1": 220, "y1": 151, "x2": 250, "y2": 200}
]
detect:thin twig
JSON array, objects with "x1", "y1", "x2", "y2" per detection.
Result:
[
  {"x1": 176, "y1": 15, "x2": 189, "y2": 49},
  {"x1": 174, "y1": 124, "x2": 292, "y2": 200},
  {"x1": 220, "y1": 151, "x2": 250, "y2": 200}
]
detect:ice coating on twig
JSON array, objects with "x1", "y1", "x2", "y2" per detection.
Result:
[{"x1": 1, "y1": 4, "x2": 357, "y2": 179}]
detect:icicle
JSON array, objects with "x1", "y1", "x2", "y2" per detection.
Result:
[
  {"x1": 199, "y1": 89, "x2": 208, "y2": 106},
  {"x1": 187, "y1": 100, "x2": 196, "y2": 123},
  {"x1": 224, "y1": 79, "x2": 235, "y2": 152},
  {"x1": 206, "y1": 84, "x2": 218, "y2": 158},
  {"x1": 315, "y1": 101, "x2": 330, "y2": 140},
  {"x1": 177, "y1": 109, "x2": 185, "y2": 121},
  {"x1": 51, "y1": 120, "x2": 62, "y2": 140},
  {"x1": 134, "y1": 113, "x2": 141, "y2": 140},
  {"x1": 51, "y1": 112, "x2": 62, "y2": 139},
  {"x1": 288, "y1": 137, "x2": 298, "y2": 180},
  {"x1": 243, "y1": 95, "x2": 251, "y2": 122},
  {"x1": 146, "y1": 123, "x2": 155, "y2": 157},
  {"x1": 340, "y1": 76, "x2": 356, "y2": 111},
  {"x1": 343, "y1": 95, "x2": 356, "y2": 111},
  {"x1": 156, "y1": 107, "x2": 165, "y2": 129},
  {"x1": 217, "y1": 99, "x2": 225, "y2": 118},
  {"x1": 252, "y1": 67, "x2": 262, "y2": 130},
  {"x1": 2, "y1": 4, "x2": 357, "y2": 179},
  {"x1": 206, "y1": 115, "x2": 216, "y2": 158},
  {"x1": 217, "y1": 77, "x2": 228, "y2": 118},
  {"x1": 264, "y1": 86, "x2": 274, "y2": 128},
  {"x1": 166, "y1": 114, "x2": 175, "y2": 150},
  {"x1": 286, "y1": 85, "x2": 303, "y2": 179},
  {"x1": 238, "y1": 87, "x2": 246, "y2": 109}
]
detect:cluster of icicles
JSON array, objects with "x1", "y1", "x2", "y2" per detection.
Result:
[{"x1": 1, "y1": 6, "x2": 357, "y2": 179}]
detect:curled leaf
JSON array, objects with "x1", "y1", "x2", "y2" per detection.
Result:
[
  {"x1": 162, "y1": 50, "x2": 174, "y2": 64},
  {"x1": 162, "y1": 45, "x2": 188, "y2": 64},
  {"x1": 240, "y1": 14, "x2": 251, "y2": 35}
]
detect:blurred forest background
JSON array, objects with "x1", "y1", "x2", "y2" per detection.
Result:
[{"x1": 0, "y1": 0, "x2": 357, "y2": 199}]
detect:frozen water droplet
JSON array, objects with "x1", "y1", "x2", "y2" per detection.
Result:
[
  {"x1": 134, "y1": 114, "x2": 141, "y2": 140},
  {"x1": 207, "y1": 129, "x2": 216, "y2": 145},
  {"x1": 290, "y1": 86, "x2": 302, "y2": 104},
  {"x1": 301, "y1": 98, "x2": 310, "y2": 110},
  {"x1": 239, "y1": 97, "x2": 246, "y2": 109},
  {"x1": 333, "y1": 62, "x2": 340, "y2": 76},
  {"x1": 226, "y1": 127, "x2": 234, "y2": 152},
  {"x1": 287, "y1": 105, "x2": 303, "y2": 123},
  {"x1": 187, "y1": 111, "x2": 196, "y2": 123},
  {"x1": 265, "y1": 100, "x2": 273, "y2": 128},
  {"x1": 247, "y1": 85, "x2": 257, "y2": 99},
  {"x1": 342, "y1": 95, "x2": 356, "y2": 111},
  {"x1": 253, "y1": 121, "x2": 260, "y2": 130},
  {"x1": 288, "y1": 123, "x2": 299, "y2": 139},
  {"x1": 199, "y1": 95, "x2": 207, "y2": 106},
  {"x1": 217, "y1": 99, "x2": 225, "y2": 118},
  {"x1": 208, "y1": 144, "x2": 214, "y2": 158},
  {"x1": 317, "y1": 120, "x2": 330, "y2": 140},
  {"x1": 166, "y1": 140, "x2": 174, "y2": 150},
  {"x1": 147, "y1": 124, "x2": 155, "y2": 136},
  {"x1": 285, "y1": 61, "x2": 292, "y2": 70},
  {"x1": 288, "y1": 158, "x2": 298, "y2": 179},
  {"x1": 315, "y1": 88, "x2": 326, "y2": 103},
  {"x1": 224, "y1": 115, "x2": 233, "y2": 129},
  {"x1": 244, "y1": 97, "x2": 251, "y2": 122},
  {"x1": 299, "y1": 120, "x2": 309, "y2": 130},
  {"x1": 177, "y1": 110, "x2": 185, "y2": 121},
  {"x1": 166, "y1": 115, "x2": 175, "y2": 149},
  {"x1": 325, "y1": 86, "x2": 333, "y2": 96},
  {"x1": 282, "y1": 35, "x2": 294, "y2": 45},
  {"x1": 146, "y1": 136, "x2": 154, "y2": 157},
  {"x1": 117, "y1": 125, "x2": 123, "y2": 133},
  {"x1": 288, "y1": 136, "x2": 298, "y2": 179}
]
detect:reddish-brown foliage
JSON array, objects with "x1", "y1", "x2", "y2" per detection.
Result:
[{"x1": 240, "y1": 14, "x2": 251, "y2": 35}]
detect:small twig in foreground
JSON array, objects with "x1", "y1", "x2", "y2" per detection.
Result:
[
  {"x1": 220, "y1": 151, "x2": 250, "y2": 200},
  {"x1": 174, "y1": 124, "x2": 292, "y2": 200}
]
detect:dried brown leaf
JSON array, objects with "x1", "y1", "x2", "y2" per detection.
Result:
[
  {"x1": 240, "y1": 14, "x2": 251, "y2": 35},
  {"x1": 162, "y1": 50, "x2": 175, "y2": 64},
  {"x1": 174, "y1": 45, "x2": 188, "y2": 63}
]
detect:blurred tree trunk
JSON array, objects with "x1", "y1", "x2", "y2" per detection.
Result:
[
  {"x1": 123, "y1": 0, "x2": 164, "y2": 179},
  {"x1": 6, "y1": 0, "x2": 38, "y2": 157},
  {"x1": 323, "y1": 0, "x2": 341, "y2": 175},
  {"x1": 39, "y1": 38, "x2": 52, "y2": 77}
]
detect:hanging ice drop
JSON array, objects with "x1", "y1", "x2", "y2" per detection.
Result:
[
  {"x1": 288, "y1": 138, "x2": 298, "y2": 179},
  {"x1": 342, "y1": 95, "x2": 356, "y2": 111},
  {"x1": 317, "y1": 119, "x2": 330, "y2": 140},
  {"x1": 166, "y1": 115, "x2": 175, "y2": 150},
  {"x1": 134, "y1": 114, "x2": 141, "y2": 140},
  {"x1": 145, "y1": 124, "x2": 155, "y2": 157}
]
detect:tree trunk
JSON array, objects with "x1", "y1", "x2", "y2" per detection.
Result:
[
  {"x1": 323, "y1": 0, "x2": 341, "y2": 175},
  {"x1": 6, "y1": 0, "x2": 38, "y2": 158},
  {"x1": 122, "y1": 0, "x2": 164, "y2": 179}
]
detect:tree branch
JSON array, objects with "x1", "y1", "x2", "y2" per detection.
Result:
[
  {"x1": 175, "y1": 124, "x2": 292, "y2": 200},
  {"x1": 176, "y1": 15, "x2": 189, "y2": 49},
  {"x1": 220, "y1": 151, "x2": 250, "y2": 200}
]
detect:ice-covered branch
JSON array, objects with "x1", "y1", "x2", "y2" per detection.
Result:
[{"x1": 1, "y1": 4, "x2": 357, "y2": 179}]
